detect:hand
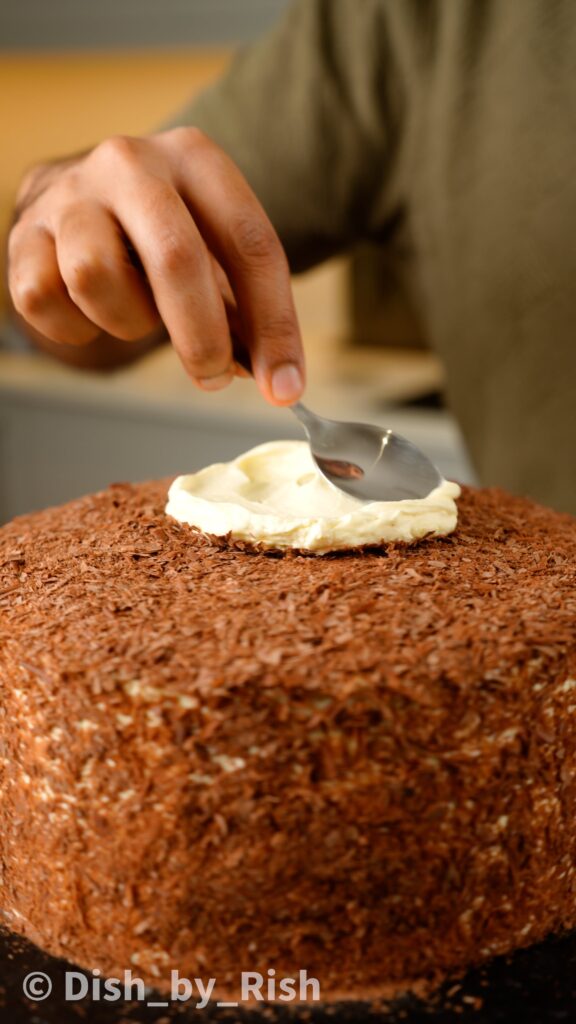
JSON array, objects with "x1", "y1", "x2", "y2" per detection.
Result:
[{"x1": 7, "y1": 128, "x2": 305, "y2": 405}]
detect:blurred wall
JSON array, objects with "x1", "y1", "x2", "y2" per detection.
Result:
[{"x1": 0, "y1": 0, "x2": 290, "y2": 49}]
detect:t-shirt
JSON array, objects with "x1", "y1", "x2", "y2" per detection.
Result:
[{"x1": 173, "y1": 0, "x2": 576, "y2": 514}]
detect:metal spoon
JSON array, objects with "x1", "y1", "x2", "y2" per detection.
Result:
[
  {"x1": 290, "y1": 401, "x2": 443, "y2": 502},
  {"x1": 233, "y1": 348, "x2": 442, "y2": 502}
]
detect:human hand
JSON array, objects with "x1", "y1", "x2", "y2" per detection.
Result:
[{"x1": 8, "y1": 128, "x2": 305, "y2": 405}]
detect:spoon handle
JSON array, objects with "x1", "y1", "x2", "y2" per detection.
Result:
[{"x1": 290, "y1": 401, "x2": 315, "y2": 430}]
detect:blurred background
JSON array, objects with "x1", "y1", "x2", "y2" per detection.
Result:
[{"x1": 0, "y1": 0, "x2": 475, "y2": 524}]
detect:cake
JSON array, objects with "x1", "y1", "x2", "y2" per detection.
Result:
[{"x1": 0, "y1": 466, "x2": 575, "y2": 1006}]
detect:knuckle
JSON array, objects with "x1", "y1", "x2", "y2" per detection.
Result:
[
  {"x1": 64, "y1": 255, "x2": 109, "y2": 298},
  {"x1": 166, "y1": 124, "x2": 210, "y2": 152},
  {"x1": 25, "y1": 172, "x2": 84, "y2": 218},
  {"x1": 154, "y1": 234, "x2": 194, "y2": 277},
  {"x1": 93, "y1": 134, "x2": 141, "y2": 169},
  {"x1": 11, "y1": 274, "x2": 56, "y2": 318},
  {"x1": 229, "y1": 216, "x2": 279, "y2": 266}
]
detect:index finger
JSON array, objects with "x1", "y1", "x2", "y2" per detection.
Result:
[{"x1": 160, "y1": 128, "x2": 305, "y2": 406}]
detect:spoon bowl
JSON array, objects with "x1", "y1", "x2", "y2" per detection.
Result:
[{"x1": 291, "y1": 401, "x2": 443, "y2": 502}]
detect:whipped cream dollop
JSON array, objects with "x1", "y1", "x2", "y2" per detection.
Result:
[{"x1": 166, "y1": 440, "x2": 461, "y2": 553}]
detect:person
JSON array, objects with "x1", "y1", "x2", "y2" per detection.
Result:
[{"x1": 6, "y1": 0, "x2": 576, "y2": 512}]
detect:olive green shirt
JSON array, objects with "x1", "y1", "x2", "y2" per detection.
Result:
[{"x1": 176, "y1": 0, "x2": 576, "y2": 513}]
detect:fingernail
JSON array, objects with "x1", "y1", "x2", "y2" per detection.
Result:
[
  {"x1": 197, "y1": 368, "x2": 235, "y2": 391},
  {"x1": 271, "y1": 363, "x2": 303, "y2": 402}
]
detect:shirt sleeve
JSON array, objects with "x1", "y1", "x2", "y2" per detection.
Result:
[{"x1": 168, "y1": 0, "x2": 400, "y2": 272}]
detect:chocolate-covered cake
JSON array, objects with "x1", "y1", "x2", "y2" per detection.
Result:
[{"x1": 0, "y1": 477, "x2": 575, "y2": 1005}]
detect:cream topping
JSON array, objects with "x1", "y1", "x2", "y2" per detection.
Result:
[{"x1": 166, "y1": 440, "x2": 461, "y2": 553}]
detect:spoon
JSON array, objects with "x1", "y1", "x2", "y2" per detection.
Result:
[
  {"x1": 290, "y1": 401, "x2": 443, "y2": 502},
  {"x1": 232, "y1": 348, "x2": 442, "y2": 502}
]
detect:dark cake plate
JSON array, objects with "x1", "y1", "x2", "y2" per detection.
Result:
[{"x1": 2, "y1": 928, "x2": 576, "y2": 1024}]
